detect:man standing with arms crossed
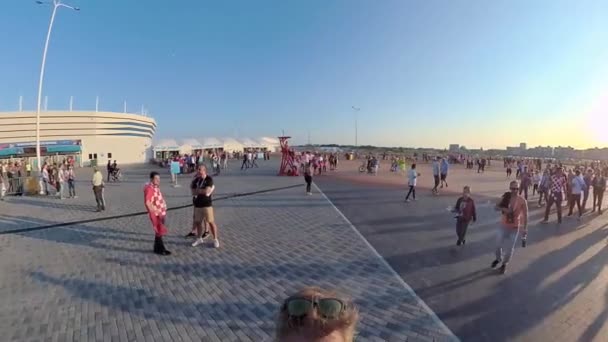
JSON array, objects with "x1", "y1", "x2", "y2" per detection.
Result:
[
  {"x1": 493, "y1": 180, "x2": 528, "y2": 274},
  {"x1": 91, "y1": 167, "x2": 105, "y2": 212},
  {"x1": 144, "y1": 171, "x2": 171, "y2": 255},
  {"x1": 191, "y1": 165, "x2": 220, "y2": 248}
]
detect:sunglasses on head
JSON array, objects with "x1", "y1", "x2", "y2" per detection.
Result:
[{"x1": 283, "y1": 297, "x2": 346, "y2": 319}]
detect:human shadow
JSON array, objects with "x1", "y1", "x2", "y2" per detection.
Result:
[
  {"x1": 439, "y1": 225, "x2": 608, "y2": 341},
  {"x1": 28, "y1": 270, "x2": 277, "y2": 335},
  {"x1": 579, "y1": 286, "x2": 608, "y2": 342},
  {"x1": 2, "y1": 214, "x2": 151, "y2": 254},
  {"x1": 7, "y1": 197, "x2": 98, "y2": 212}
]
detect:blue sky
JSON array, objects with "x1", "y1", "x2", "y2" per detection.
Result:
[{"x1": 1, "y1": 0, "x2": 607, "y2": 148}]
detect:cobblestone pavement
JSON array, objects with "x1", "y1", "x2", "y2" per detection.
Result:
[
  {"x1": 0, "y1": 161, "x2": 456, "y2": 342},
  {"x1": 316, "y1": 164, "x2": 608, "y2": 342}
]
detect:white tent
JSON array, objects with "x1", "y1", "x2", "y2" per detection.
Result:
[
  {"x1": 222, "y1": 138, "x2": 243, "y2": 153},
  {"x1": 201, "y1": 137, "x2": 224, "y2": 149},
  {"x1": 240, "y1": 138, "x2": 263, "y2": 149},
  {"x1": 259, "y1": 136, "x2": 280, "y2": 152},
  {"x1": 153, "y1": 139, "x2": 180, "y2": 152},
  {"x1": 181, "y1": 138, "x2": 203, "y2": 150}
]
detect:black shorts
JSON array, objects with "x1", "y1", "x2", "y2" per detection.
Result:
[
  {"x1": 440, "y1": 174, "x2": 447, "y2": 181},
  {"x1": 434, "y1": 175, "x2": 440, "y2": 185}
]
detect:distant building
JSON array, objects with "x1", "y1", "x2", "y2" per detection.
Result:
[
  {"x1": 554, "y1": 146, "x2": 575, "y2": 159},
  {"x1": 520, "y1": 142, "x2": 527, "y2": 151},
  {"x1": 528, "y1": 146, "x2": 553, "y2": 158},
  {"x1": 449, "y1": 144, "x2": 460, "y2": 152},
  {"x1": 506, "y1": 146, "x2": 521, "y2": 155}
]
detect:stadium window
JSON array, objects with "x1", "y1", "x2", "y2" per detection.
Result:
[
  {"x1": 93, "y1": 153, "x2": 98, "y2": 159},
  {"x1": 108, "y1": 153, "x2": 112, "y2": 158},
  {"x1": 88, "y1": 154, "x2": 93, "y2": 160}
]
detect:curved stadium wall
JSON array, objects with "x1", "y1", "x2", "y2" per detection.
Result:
[{"x1": 0, "y1": 111, "x2": 156, "y2": 165}]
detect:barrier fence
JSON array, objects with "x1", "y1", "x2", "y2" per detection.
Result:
[{"x1": 1, "y1": 177, "x2": 41, "y2": 198}]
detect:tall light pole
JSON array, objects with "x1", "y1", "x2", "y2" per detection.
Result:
[
  {"x1": 35, "y1": 0, "x2": 79, "y2": 171},
  {"x1": 352, "y1": 106, "x2": 360, "y2": 148}
]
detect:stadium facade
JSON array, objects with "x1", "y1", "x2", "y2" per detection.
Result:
[{"x1": 0, "y1": 111, "x2": 155, "y2": 167}]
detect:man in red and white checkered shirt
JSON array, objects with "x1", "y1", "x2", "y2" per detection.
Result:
[{"x1": 144, "y1": 171, "x2": 171, "y2": 255}]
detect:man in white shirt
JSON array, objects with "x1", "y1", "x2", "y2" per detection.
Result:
[
  {"x1": 57, "y1": 165, "x2": 67, "y2": 200},
  {"x1": 568, "y1": 169, "x2": 585, "y2": 218},
  {"x1": 405, "y1": 164, "x2": 419, "y2": 202},
  {"x1": 431, "y1": 158, "x2": 441, "y2": 195},
  {"x1": 92, "y1": 167, "x2": 106, "y2": 212}
]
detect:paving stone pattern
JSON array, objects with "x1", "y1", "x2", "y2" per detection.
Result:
[{"x1": 0, "y1": 162, "x2": 456, "y2": 342}]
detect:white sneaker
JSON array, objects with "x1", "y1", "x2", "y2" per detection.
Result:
[
  {"x1": 192, "y1": 238, "x2": 205, "y2": 247},
  {"x1": 213, "y1": 239, "x2": 220, "y2": 248}
]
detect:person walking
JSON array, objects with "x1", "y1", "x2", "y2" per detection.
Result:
[
  {"x1": 67, "y1": 165, "x2": 77, "y2": 198},
  {"x1": 567, "y1": 169, "x2": 586, "y2": 219},
  {"x1": 405, "y1": 164, "x2": 419, "y2": 202},
  {"x1": 303, "y1": 162, "x2": 313, "y2": 195},
  {"x1": 492, "y1": 180, "x2": 528, "y2": 274},
  {"x1": 56, "y1": 165, "x2": 66, "y2": 199},
  {"x1": 144, "y1": 171, "x2": 171, "y2": 255},
  {"x1": 40, "y1": 164, "x2": 50, "y2": 195},
  {"x1": 592, "y1": 170, "x2": 606, "y2": 214},
  {"x1": 582, "y1": 169, "x2": 593, "y2": 211},
  {"x1": 440, "y1": 158, "x2": 449, "y2": 188},
  {"x1": 519, "y1": 168, "x2": 531, "y2": 200},
  {"x1": 541, "y1": 167, "x2": 567, "y2": 224},
  {"x1": 431, "y1": 157, "x2": 441, "y2": 195},
  {"x1": 538, "y1": 169, "x2": 550, "y2": 207},
  {"x1": 106, "y1": 160, "x2": 112, "y2": 182},
  {"x1": 191, "y1": 165, "x2": 220, "y2": 248},
  {"x1": 532, "y1": 170, "x2": 541, "y2": 197},
  {"x1": 241, "y1": 153, "x2": 249, "y2": 170},
  {"x1": 452, "y1": 186, "x2": 477, "y2": 246},
  {"x1": 92, "y1": 167, "x2": 105, "y2": 212}
]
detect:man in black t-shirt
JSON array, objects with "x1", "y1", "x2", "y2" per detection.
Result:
[{"x1": 191, "y1": 165, "x2": 220, "y2": 248}]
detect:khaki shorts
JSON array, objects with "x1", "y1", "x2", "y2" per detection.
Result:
[{"x1": 193, "y1": 207, "x2": 215, "y2": 224}]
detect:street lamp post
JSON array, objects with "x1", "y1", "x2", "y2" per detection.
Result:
[
  {"x1": 35, "y1": 0, "x2": 79, "y2": 172},
  {"x1": 352, "y1": 106, "x2": 360, "y2": 148}
]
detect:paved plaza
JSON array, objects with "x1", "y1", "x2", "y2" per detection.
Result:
[
  {"x1": 316, "y1": 160, "x2": 608, "y2": 342},
  {"x1": 0, "y1": 161, "x2": 456, "y2": 342}
]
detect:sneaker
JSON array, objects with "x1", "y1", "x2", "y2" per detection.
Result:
[
  {"x1": 192, "y1": 238, "x2": 205, "y2": 247},
  {"x1": 491, "y1": 260, "x2": 500, "y2": 269},
  {"x1": 499, "y1": 264, "x2": 507, "y2": 274},
  {"x1": 213, "y1": 239, "x2": 220, "y2": 248},
  {"x1": 201, "y1": 231, "x2": 210, "y2": 239},
  {"x1": 184, "y1": 232, "x2": 196, "y2": 238},
  {"x1": 405, "y1": 199, "x2": 410, "y2": 203},
  {"x1": 462, "y1": 239, "x2": 466, "y2": 245},
  {"x1": 540, "y1": 220, "x2": 549, "y2": 224},
  {"x1": 456, "y1": 240, "x2": 461, "y2": 246},
  {"x1": 307, "y1": 192, "x2": 312, "y2": 196}
]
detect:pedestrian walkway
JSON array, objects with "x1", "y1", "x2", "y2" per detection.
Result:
[{"x1": 0, "y1": 162, "x2": 457, "y2": 341}]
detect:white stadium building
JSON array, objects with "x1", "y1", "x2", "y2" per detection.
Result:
[
  {"x1": 0, "y1": 110, "x2": 282, "y2": 167},
  {"x1": 0, "y1": 111, "x2": 156, "y2": 168}
]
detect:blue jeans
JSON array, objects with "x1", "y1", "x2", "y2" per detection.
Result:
[{"x1": 495, "y1": 225, "x2": 519, "y2": 264}]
